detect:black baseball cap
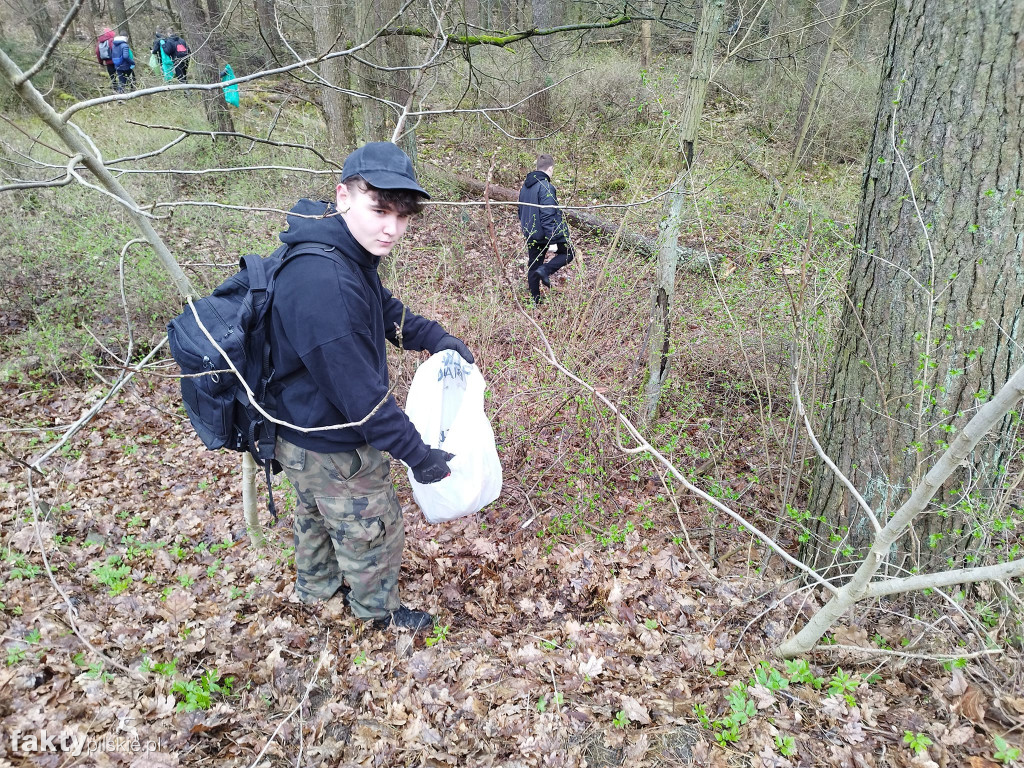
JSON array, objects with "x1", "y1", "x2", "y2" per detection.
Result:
[{"x1": 341, "y1": 142, "x2": 429, "y2": 199}]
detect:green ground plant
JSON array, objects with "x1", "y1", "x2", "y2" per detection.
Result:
[
  {"x1": 90, "y1": 556, "x2": 131, "y2": 595},
  {"x1": 171, "y1": 669, "x2": 234, "y2": 712}
]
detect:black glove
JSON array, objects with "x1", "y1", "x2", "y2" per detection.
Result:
[
  {"x1": 434, "y1": 334, "x2": 474, "y2": 364},
  {"x1": 412, "y1": 448, "x2": 454, "y2": 484}
]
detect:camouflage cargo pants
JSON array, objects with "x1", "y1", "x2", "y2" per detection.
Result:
[{"x1": 275, "y1": 437, "x2": 405, "y2": 618}]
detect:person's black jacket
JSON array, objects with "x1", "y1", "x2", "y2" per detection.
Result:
[
  {"x1": 517, "y1": 170, "x2": 568, "y2": 246},
  {"x1": 168, "y1": 36, "x2": 189, "y2": 58},
  {"x1": 153, "y1": 36, "x2": 170, "y2": 56},
  {"x1": 267, "y1": 199, "x2": 448, "y2": 466}
]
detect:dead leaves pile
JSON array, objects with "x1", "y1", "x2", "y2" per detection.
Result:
[{"x1": 0, "y1": 373, "x2": 1022, "y2": 767}]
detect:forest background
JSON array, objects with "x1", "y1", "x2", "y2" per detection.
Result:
[{"x1": 0, "y1": 0, "x2": 1022, "y2": 766}]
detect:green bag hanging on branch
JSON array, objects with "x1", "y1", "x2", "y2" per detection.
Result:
[{"x1": 220, "y1": 64, "x2": 240, "y2": 107}]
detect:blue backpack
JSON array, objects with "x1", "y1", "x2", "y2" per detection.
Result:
[
  {"x1": 167, "y1": 242, "x2": 336, "y2": 520},
  {"x1": 111, "y1": 39, "x2": 134, "y2": 70}
]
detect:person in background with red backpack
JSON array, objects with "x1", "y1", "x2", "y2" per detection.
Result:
[
  {"x1": 96, "y1": 28, "x2": 117, "y2": 92},
  {"x1": 109, "y1": 34, "x2": 136, "y2": 93},
  {"x1": 164, "y1": 30, "x2": 190, "y2": 83}
]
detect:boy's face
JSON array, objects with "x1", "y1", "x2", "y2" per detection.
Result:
[
  {"x1": 542, "y1": 164, "x2": 554, "y2": 180},
  {"x1": 336, "y1": 183, "x2": 411, "y2": 257}
]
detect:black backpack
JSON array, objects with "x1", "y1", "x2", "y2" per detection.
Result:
[{"x1": 167, "y1": 242, "x2": 334, "y2": 521}]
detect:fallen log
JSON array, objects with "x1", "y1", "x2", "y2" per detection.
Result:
[{"x1": 440, "y1": 169, "x2": 717, "y2": 269}]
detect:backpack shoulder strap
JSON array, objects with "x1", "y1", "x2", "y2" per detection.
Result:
[
  {"x1": 276, "y1": 240, "x2": 354, "y2": 277},
  {"x1": 240, "y1": 252, "x2": 268, "y2": 292}
]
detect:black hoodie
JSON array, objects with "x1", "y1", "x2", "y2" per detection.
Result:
[
  {"x1": 517, "y1": 170, "x2": 569, "y2": 246},
  {"x1": 268, "y1": 198, "x2": 447, "y2": 466}
]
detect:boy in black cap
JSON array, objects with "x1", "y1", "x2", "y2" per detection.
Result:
[
  {"x1": 517, "y1": 153, "x2": 574, "y2": 303},
  {"x1": 269, "y1": 142, "x2": 474, "y2": 631}
]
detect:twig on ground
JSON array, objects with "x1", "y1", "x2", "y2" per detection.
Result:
[
  {"x1": 27, "y1": 469, "x2": 143, "y2": 680},
  {"x1": 810, "y1": 644, "x2": 1002, "y2": 662},
  {"x1": 30, "y1": 340, "x2": 168, "y2": 469},
  {"x1": 246, "y1": 633, "x2": 331, "y2": 768}
]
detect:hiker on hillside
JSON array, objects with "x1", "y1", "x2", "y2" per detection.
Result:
[
  {"x1": 517, "y1": 153, "x2": 575, "y2": 304},
  {"x1": 269, "y1": 142, "x2": 474, "y2": 631},
  {"x1": 151, "y1": 30, "x2": 175, "y2": 81},
  {"x1": 164, "y1": 31, "x2": 190, "y2": 82},
  {"x1": 96, "y1": 28, "x2": 117, "y2": 91},
  {"x1": 109, "y1": 34, "x2": 136, "y2": 93}
]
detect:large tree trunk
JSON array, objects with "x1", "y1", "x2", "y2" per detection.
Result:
[
  {"x1": 354, "y1": 0, "x2": 387, "y2": 141},
  {"x1": 173, "y1": 0, "x2": 236, "y2": 134},
  {"x1": 109, "y1": 0, "x2": 131, "y2": 41},
  {"x1": 353, "y1": 0, "x2": 416, "y2": 146},
  {"x1": 638, "y1": 0, "x2": 652, "y2": 70},
  {"x1": 254, "y1": 0, "x2": 286, "y2": 61},
  {"x1": 313, "y1": 0, "x2": 356, "y2": 154},
  {"x1": 643, "y1": 0, "x2": 724, "y2": 422},
  {"x1": 78, "y1": 0, "x2": 98, "y2": 39},
  {"x1": 807, "y1": 0, "x2": 1024, "y2": 572},
  {"x1": 20, "y1": 0, "x2": 56, "y2": 48},
  {"x1": 525, "y1": 0, "x2": 555, "y2": 125},
  {"x1": 204, "y1": 0, "x2": 223, "y2": 27},
  {"x1": 383, "y1": 16, "x2": 415, "y2": 159}
]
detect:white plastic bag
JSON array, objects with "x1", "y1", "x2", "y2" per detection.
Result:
[{"x1": 404, "y1": 351, "x2": 502, "y2": 523}]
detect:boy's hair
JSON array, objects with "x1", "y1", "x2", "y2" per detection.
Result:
[
  {"x1": 343, "y1": 176, "x2": 426, "y2": 217},
  {"x1": 536, "y1": 154, "x2": 554, "y2": 172}
]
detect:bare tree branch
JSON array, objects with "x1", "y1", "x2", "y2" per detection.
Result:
[
  {"x1": 29, "y1": 340, "x2": 168, "y2": 469},
  {"x1": 778, "y1": 360, "x2": 1024, "y2": 657},
  {"x1": 16, "y1": 0, "x2": 85, "y2": 85},
  {"x1": 0, "y1": 46, "x2": 195, "y2": 297},
  {"x1": 383, "y1": 14, "x2": 633, "y2": 48},
  {"x1": 865, "y1": 560, "x2": 1024, "y2": 599},
  {"x1": 26, "y1": 469, "x2": 145, "y2": 681},
  {"x1": 793, "y1": 377, "x2": 881, "y2": 534},
  {"x1": 123, "y1": 121, "x2": 343, "y2": 169}
]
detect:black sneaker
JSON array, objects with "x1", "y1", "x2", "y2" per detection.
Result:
[{"x1": 372, "y1": 606, "x2": 434, "y2": 631}]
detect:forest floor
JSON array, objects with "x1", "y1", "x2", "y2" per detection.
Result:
[{"x1": 1, "y1": 196, "x2": 1020, "y2": 768}]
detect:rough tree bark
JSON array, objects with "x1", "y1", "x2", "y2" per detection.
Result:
[
  {"x1": 204, "y1": 0, "x2": 223, "y2": 27},
  {"x1": 254, "y1": 0, "x2": 286, "y2": 61},
  {"x1": 18, "y1": 0, "x2": 56, "y2": 49},
  {"x1": 639, "y1": 0, "x2": 652, "y2": 70},
  {"x1": 643, "y1": 0, "x2": 723, "y2": 423},
  {"x1": 172, "y1": 0, "x2": 236, "y2": 134},
  {"x1": 781, "y1": 361, "x2": 1024, "y2": 657},
  {"x1": 807, "y1": 0, "x2": 1024, "y2": 572},
  {"x1": 526, "y1": 0, "x2": 555, "y2": 124},
  {"x1": 354, "y1": 0, "x2": 388, "y2": 140},
  {"x1": 108, "y1": 0, "x2": 131, "y2": 41},
  {"x1": 313, "y1": 0, "x2": 357, "y2": 154},
  {"x1": 383, "y1": 12, "x2": 416, "y2": 159}
]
